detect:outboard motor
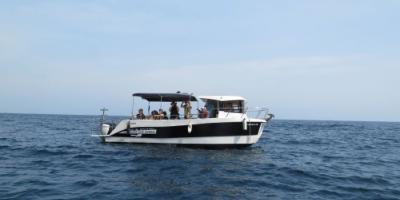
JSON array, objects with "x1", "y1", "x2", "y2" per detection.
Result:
[{"x1": 101, "y1": 124, "x2": 111, "y2": 136}]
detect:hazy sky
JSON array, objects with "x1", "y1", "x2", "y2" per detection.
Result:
[{"x1": 1, "y1": 1, "x2": 399, "y2": 121}]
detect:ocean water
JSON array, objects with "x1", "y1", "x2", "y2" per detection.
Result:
[{"x1": 0, "y1": 113, "x2": 399, "y2": 200}]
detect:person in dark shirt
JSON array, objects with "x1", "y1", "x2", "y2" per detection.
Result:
[
  {"x1": 150, "y1": 110, "x2": 160, "y2": 120},
  {"x1": 136, "y1": 108, "x2": 146, "y2": 119},
  {"x1": 163, "y1": 111, "x2": 168, "y2": 119},
  {"x1": 169, "y1": 101, "x2": 180, "y2": 119},
  {"x1": 159, "y1": 109, "x2": 168, "y2": 119}
]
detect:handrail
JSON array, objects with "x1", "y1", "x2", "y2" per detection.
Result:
[{"x1": 245, "y1": 107, "x2": 271, "y2": 119}]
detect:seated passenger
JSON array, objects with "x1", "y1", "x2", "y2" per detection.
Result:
[
  {"x1": 136, "y1": 108, "x2": 145, "y2": 120},
  {"x1": 197, "y1": 107, "x2": 209, "y2": 118},
  {"x1": 163, "y1": 111, "x2": 168, "y2": 119},
  {"x1": 158, "y1": 109, "x2": 165, "y2": 119},
  {"x1": 159, "y1": 109, "x2": 168, "y2": 119},
  {"x1": 150, "y1": 110, "x2": 160, "y2": 120},
  {"x1": 202, "y1": 107, "x2": 209, "y2": 118}
]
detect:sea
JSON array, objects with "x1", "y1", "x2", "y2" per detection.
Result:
[{"x1": 0, "y1": 113, "x2": 399, "y2": 200}]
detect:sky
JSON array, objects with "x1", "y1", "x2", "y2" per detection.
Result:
[{"x1": 1, "y1": 0, "x2": 399, "y2": 121}]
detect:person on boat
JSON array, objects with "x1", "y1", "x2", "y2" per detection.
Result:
[
  {"x1": 181, "y1": 100, "x2": 192, "y2": 119},
  {"x1": 136, "y1": 108, "x2": 146, "y2": 119},
  {"x1": 158, "y1": 109, "x2": 164, "y2": 118},
  {"x1": 169, "y1": 101, "x2": 180, "y2": 119},
  {"x1": 198, "y1": 107, "x2": 209, "y2": 118},
  {"x1": 150, "y1": 110, "x2": 160, "y2": 120},
  {"x1": 163, "y1": 111, "x2": 168, "y2": 119},
  {"x1": 159, "y1": 109, "x2": 168, "y2": 119}
]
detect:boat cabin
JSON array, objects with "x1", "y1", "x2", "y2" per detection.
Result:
[{"x1": 199, "y1": 96, "x2": 246, "y2": 118}]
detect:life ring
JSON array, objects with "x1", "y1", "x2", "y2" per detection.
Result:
[{"x1": 188, "y1": 122, "x2": 193, "y2": 134}]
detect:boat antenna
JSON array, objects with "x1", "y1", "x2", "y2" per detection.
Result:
[{"x1": 100, "y1": 107, "x2": 108, "y2": 124}]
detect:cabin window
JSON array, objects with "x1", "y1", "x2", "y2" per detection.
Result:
[
  {"x1": 219, "y1": 101, "x2": 243, "y2": 113},
  {"x1": 232, "y1": 102, "x2": 241, "y2": 113},
  {"x1": 205, "y1": 101, "x2": 218, "y2": 118}
]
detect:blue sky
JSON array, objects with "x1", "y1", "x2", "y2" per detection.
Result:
[{"x1": 1, "y1": 0, "x2": 399, "y2": 121}]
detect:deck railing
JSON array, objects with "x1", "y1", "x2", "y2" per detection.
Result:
[{"x1": 245, "y1": 107, "x2": 272, "y2": 119}]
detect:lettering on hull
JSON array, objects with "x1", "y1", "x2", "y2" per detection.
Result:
[
  {"x1": 129, "y1": 128, "x2": 157, "y2": 137},
  {"x1": 247, "y1": 123, "x2": 259, "y2": 126}
]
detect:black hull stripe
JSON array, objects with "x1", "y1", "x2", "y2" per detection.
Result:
[
  {"x1": 176, "y1": 144, "x2": 252, "y2": 149},
  {"x1": 113, "y1": 122, "x2": 262, "y2": 138}
]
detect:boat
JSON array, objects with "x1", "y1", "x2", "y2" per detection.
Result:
[{"x1": 97, "y1": 92, "x2": 273, "y2": 147}]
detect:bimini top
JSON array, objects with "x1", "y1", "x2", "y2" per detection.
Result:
[
  {"x1": 133, "y1": 93, "x2": 197, "y2": 102},
  {"x1": 199, "y1": 96, "x2": 246, "y2": 102}
]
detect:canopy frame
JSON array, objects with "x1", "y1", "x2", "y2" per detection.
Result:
[{"x1": 133, "y1": 93, "x2": 197, "y2": 102}]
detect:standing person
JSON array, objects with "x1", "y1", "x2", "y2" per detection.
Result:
[
  {"x1": 169, "y1": 101, "x2": 180, "y2": 119},
  {"x1": 181, "y1": 100, "x2": 192, "y2": 119}
]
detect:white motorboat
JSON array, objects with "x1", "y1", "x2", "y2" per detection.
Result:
[{"x1": 98, "y1": 92, "x2": 273, "y2": 148}]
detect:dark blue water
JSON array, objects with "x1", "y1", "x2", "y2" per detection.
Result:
[{"x1": 1, "y1": 113, "x2": 399, "y2": 199}]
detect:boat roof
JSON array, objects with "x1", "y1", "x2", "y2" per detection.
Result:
[
  {"x1": 199, "y1": 96, "x2": 246, "y2": 102},
  {"x1": 133, "y1": 93, "x2": 197, "y2": 102}
]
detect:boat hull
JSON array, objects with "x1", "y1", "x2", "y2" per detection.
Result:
[{"x1": 103, "y1": 119, "x2": 266, "y2": 146}]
